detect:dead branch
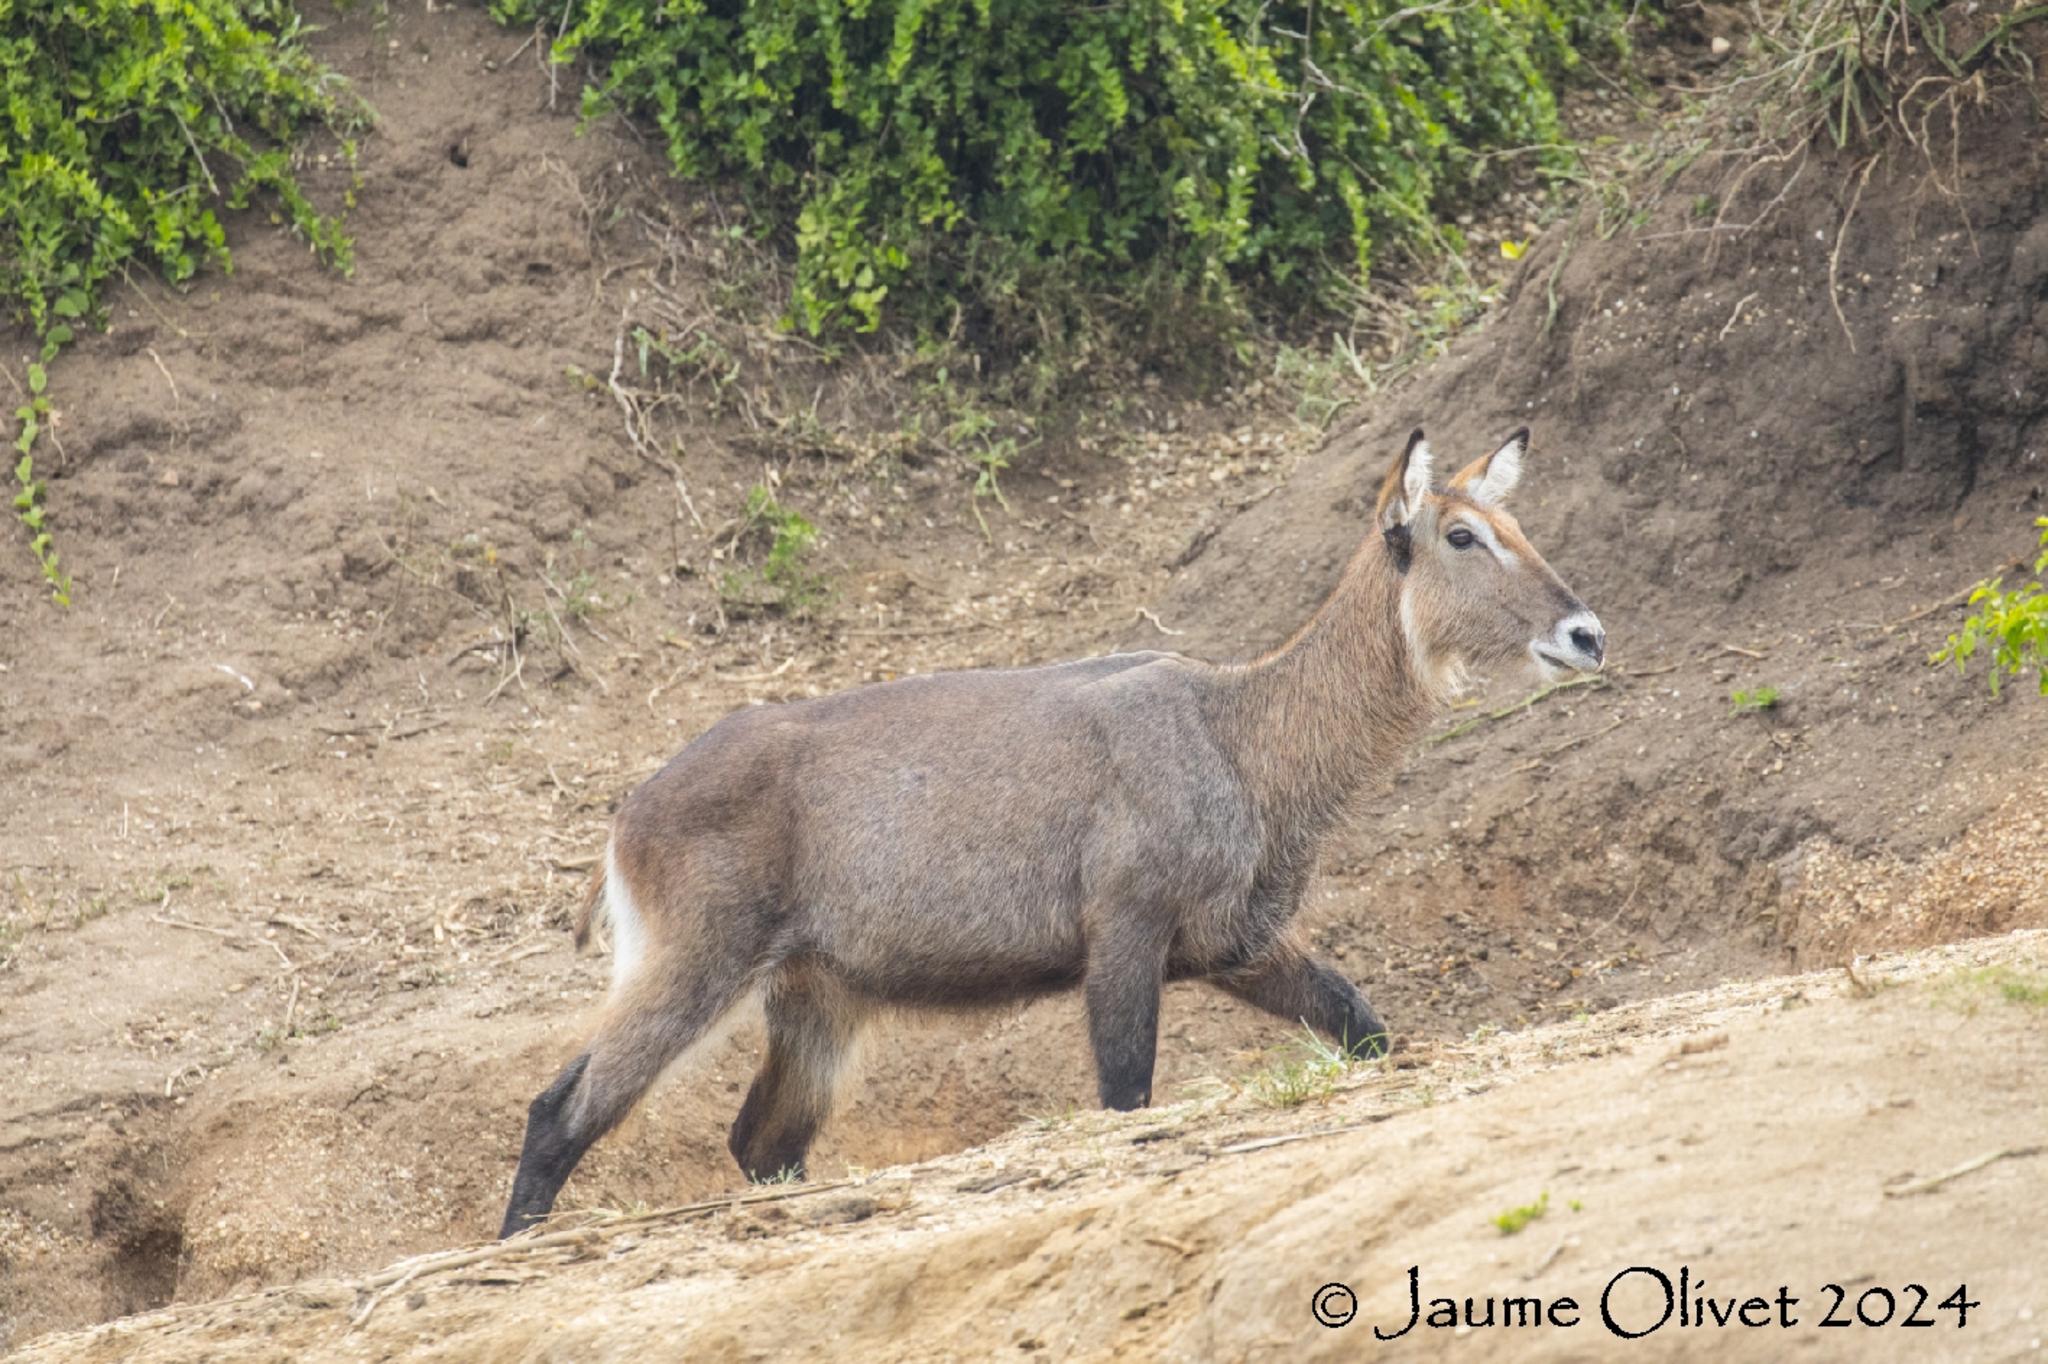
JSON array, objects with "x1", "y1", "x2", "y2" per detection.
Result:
[{"x1": 1429, "y1": 674, "x2": 1611, "y2": 746}]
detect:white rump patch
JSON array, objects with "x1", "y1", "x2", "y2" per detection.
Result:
[
  {"x1": 605, "y1": 843, "x2": 647, "y2": 993},
  {"x1": 1469, "y1": 432, "x2": 1524, "y2": 507}
]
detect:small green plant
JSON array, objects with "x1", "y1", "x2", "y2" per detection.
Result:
[
  {"x1": 1933, "y1": 519, "x2": 2048, "y2": 697},
  {"x1": 719, "y1": 485, "x2": 827, "y2": 618},
  {"x1": 634, "y1": 325, "x2": 742, "y2": 409},
  {"x1": 1492, "y1": 1190, "x2": 1551, "y2": 1236},
  {"x1": 1248, "y1": 1023, "x2": 1380, "y2": 1109},
  {"x1": 13, "y1": 444, "x2": 67, "y2": 605},
  {"x1": 1029, "y1": 1104, "x2": 1078, "y2": 1133},
  {"x1": 1729, "y1": 685, "x2": 1781, "y2": 715},
  {"x1": 967, "y1": 440, "x2": 1017, "y2": 538},
  {"x1": 1996, "y1": 973, "x2": 2048, "y2": 1007},
  {"x1": 549, "y1": 565, "x2": 608, "y2": 621},
  {"x1": 1273, "y1": 339, "x2": 1372, "y2": 431},
  {"x1": 1936, "y1": 965, "x2": 2048, "y2": 1014}
]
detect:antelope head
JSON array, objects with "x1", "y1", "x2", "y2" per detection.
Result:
[{"x1": 1374, "y1": 427, "x2": 1605, "y2": 697}]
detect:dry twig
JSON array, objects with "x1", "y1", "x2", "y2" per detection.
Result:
[
  {"x1": 1884, "y1": 1146, "x2": 2043, "y2": 1198},
  {"x1": 1134, "y1": 606, "x2": 1185, "y2": 637},
  {"x1": 349, "y1": 1180, "x2": 858, "y2": 1329},
  {"x1": 1828, "y1": 155, "x2": 1880, "y2": 352},
  {"x1": 1430, "y1": 674, "x2": 1610, "y2": 745}
]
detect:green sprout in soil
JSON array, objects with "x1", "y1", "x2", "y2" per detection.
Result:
[
  {"x1": 1729, "y1": 685, "x2": 1781, "y2": 715},
  {"x1": 1493, "y1": 1190, "x2": 1551, "y2": 1235},
  {"x1": 718, "y1": 484, "x2": 827, "y2": 618}
]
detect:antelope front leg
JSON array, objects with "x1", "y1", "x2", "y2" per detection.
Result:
[
  {"x1": 1219, "y1": 946, "x2": 1389, "y2": 1058},
  {"x1": 1084, "y1": 916, "x2": 1171, "y2": 1110}
]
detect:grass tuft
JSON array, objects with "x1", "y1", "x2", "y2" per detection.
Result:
[
  {"x1": 1248, "y1": 1024, "x2": 1382, "y2": 1109},
  {"x1": 1729, "y1": 685, "x2": 1781, "y2": 715},
  {"x1": 1492, "y1": 1191, "x2": 1551, "y2": 1236}
]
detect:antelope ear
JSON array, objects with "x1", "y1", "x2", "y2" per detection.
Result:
[
  {"x1": 1375, "y1": 429, "x2": 1434, "y2": 530},
  {"x1": 1448, "y1": 428, "x2": 1528, "y2": 507}
]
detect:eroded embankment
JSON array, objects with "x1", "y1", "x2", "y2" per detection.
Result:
[{"x1": 17, "y1": 931, "x2": 2048, "y2": 1363}]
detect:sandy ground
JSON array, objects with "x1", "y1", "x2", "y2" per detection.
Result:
[{"x1": 16, "y1": 932, "x2": 2048, "y2": 1362}]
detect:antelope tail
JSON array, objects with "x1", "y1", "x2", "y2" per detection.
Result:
[{"x1": 571, "y1": 857, "x2": 608, "y2": 950}]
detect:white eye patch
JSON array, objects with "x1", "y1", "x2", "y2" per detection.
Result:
[{"x1": 1450, "y1": 517, "x2": 1516, "y2": 565}]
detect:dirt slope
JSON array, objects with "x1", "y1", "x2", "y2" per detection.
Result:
[
  {"x1": 3, "y1": 0, "x2": 2046, "y2": 1351},
  {"x1": 17, "y1": 933, "x2": 2048, "y2": 1363},
  {"x1": 1140, "y1": 74, "x2": 2048, "y2": 1013}
]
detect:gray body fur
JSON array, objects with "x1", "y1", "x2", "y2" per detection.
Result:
[{"x1": 498, "y1": 429, "x2": 1603, "y2": 1238}]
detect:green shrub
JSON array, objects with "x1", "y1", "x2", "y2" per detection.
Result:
[
  {"x1": 3, "y1": 0, "x2": 361, "y2": 600},
  {"x1": 497, "y1": 0, "x2": 1627, "y2": 344},
  {"x1": 0, "y1": 0, "x2": 357, "y2": 336},
  {"x1": 1935, "y1": 518, "x2": 2048, "y2": 696}
]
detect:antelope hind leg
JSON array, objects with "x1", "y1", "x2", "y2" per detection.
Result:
[
  {"x1": 727, "y1": 962, "x2": 863, "y2": 1182},
  {"x1": 500, "y1": 963, "x2": 754, "y2": 1237}
]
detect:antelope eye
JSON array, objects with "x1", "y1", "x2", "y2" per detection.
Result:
[{"x1": 1447, "y1": 526, "x2": 1477, "y2": 550}]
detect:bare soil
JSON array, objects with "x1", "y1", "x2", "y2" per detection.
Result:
[
  {"x1": 17, "y1": 935, "x2": 2048, "y2": 1362},
  {"x1": 3, "y1": 2, "x2": 2045, "y2": 1354}
]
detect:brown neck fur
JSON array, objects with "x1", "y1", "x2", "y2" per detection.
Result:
[{"x1": 1211, "y1": 533, "x2": 1433, "y2": 836}]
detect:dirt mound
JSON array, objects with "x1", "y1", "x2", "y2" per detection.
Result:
[
  {"x1": 17, "y1": 934, "x2": 2048, "y2": 1363},
  {"x1": 4, "y1": 1, "x2": 2046, "y2": 1350}
]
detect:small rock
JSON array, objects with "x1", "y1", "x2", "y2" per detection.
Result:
[{"x1": 803, "y1": 1193, "x2": 880, "y2": 1226}]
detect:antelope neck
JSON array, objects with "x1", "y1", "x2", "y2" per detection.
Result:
[{"x1": 1212, "y1": 535, "x2": 1434, "y2": 832}]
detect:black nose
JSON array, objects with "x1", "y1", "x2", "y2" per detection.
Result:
[{"x1": 1570, "y1": 625, "x2": 1604, "y2": 664}]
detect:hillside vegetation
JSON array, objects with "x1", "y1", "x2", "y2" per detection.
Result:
[{"x1": 490, "y1": 0, "x2": 1628, "y2": 345}]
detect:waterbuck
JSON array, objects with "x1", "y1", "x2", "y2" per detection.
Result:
[{"x1": 500, "y1": 427, "x2": 1604, "y2": 1236}]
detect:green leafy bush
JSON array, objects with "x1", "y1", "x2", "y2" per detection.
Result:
[
  {"x1": 1935, "y1": 518, "x2": 2048, "y2": 696},
  {"x1": 1, "y1": 0, "x2": 357, "y2": 337},
  {"x1": 497, "y1": 0, "x2": 1626, "y2": 342},
  {"x1": 3, "y1": 0, "x2": 360, "y2": 600}
]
